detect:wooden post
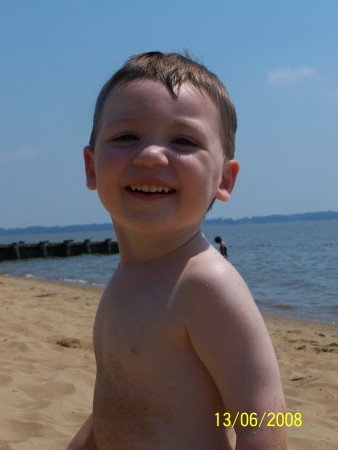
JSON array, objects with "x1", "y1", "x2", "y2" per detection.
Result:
[
  {"x1": 84, "y1": 239, "x2": 91, "y2": 254},
  {"x1": 63, "y1": 240, "x2": 73, "y2": 257},
  {"x1": 105, "y1": 239, "x2": 112, "y2": 254},
  {"x1": 11, "y1": 242, "x2": 20, "y2": 260},
  {"x1": 39, "y1": 241, "x2": 49, "y2": 258}
]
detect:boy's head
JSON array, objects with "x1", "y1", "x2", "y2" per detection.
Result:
[{"x1": 88, "y1": 51, "x2": 237, "y2": 160}]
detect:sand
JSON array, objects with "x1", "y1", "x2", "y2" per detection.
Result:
[{"x1": 0, "y1": 275, "x2": 337, "y2": 450}]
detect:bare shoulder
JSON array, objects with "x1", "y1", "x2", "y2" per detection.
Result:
[
  {"x1": 181, "y1": 246, "x2": 286, "y2": 445},
  {"x1": 181, "y1": 246, "x2": 270, "y2": 356},
  {"x1": 182, "y1": 245, "x2": 258, "y2": 320}
]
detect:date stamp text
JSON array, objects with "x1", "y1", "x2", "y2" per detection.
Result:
[{"x1": 215, "y1": 411, "x2": 302, "y2": 428}]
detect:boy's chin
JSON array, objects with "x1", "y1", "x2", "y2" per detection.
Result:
[{"x1": 112, "y1": 214, "x2": 202, "y2": 235}]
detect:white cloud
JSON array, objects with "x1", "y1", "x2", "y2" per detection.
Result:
[
  {"x1": 266, "y1": 66, "x2": 317, "y2": 86},
  {"x1": 0, "y1": 147, "x2": 38, "y2": 162}
]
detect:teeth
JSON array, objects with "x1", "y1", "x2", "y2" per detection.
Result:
[{"x1": 130, "y1": 184, "x2": 173, "y2": 193}]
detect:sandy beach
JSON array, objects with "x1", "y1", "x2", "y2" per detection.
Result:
[{"x1": 0, "y1": 275, "x2": 337, "y2": 450}]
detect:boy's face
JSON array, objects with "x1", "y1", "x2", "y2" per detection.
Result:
[{"x1": 84, "y1": 79, "x2": 239, "y2": 235}]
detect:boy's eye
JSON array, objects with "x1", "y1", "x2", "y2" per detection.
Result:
[
  {"x1": 113, "y1": 134, "x2": 139, "y2": 142},
  {"x1": 172, "y1": 137, "x2": 197, "y2": 147}
]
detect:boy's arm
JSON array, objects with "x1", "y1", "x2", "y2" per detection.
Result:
[
  {"x1": 66, "y1": 413, "x2": 97, "y2": 450},
  {"x1": 185, "y1": 265, "x2": 287, "y2": 450}
]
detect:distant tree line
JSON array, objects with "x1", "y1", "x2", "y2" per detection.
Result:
[
  {"x1": 1, "y1": 211, "x2": 337, "y2": 235},
  {"x1": 0, "y1": 223, "x2": 114, "y2": 236},
  {"x1": 205, "y1": 211, "x2": 338, "y2": 225}
]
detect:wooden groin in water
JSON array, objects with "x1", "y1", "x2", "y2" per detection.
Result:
[{"x1": 0, "y1": 239, "x2": 119, "y2": 262}]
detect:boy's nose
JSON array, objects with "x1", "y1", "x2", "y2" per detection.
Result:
[{"x1": 132, "y1": 145, "x2": 169, "y2": 168}]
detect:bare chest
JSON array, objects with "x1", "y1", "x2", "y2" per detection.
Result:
[
  {"x1": 91, "y1": 258, "x2": 234, "y2": 449},
  {"x1": 93, "y1": 271, "x2": 188, "y2": 379}
]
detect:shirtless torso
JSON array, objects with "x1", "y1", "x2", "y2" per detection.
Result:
[{"x1": 92, "y1": 240, "x2": 236, "y2": 449}]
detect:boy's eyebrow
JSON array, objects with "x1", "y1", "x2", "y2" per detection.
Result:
[
  {"x1": 170, "y1": 117, "x2": 204, "y2": 130},
  {"x1": 169, "y1": 117, "x2": 211, "y2": 140}
]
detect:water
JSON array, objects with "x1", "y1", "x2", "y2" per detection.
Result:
[
  {"x1": 203, "y1": 221, "x2": 338, "y2": 323},
  {"x1": 1, "y1": 221, "x2": 337, "y2": 324}
]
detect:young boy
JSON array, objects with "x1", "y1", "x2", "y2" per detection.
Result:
[{"x1": 68, "y1": 52, "x2": 287, "y2": 449}]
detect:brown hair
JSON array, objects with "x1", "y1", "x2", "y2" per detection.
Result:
[{"x1": 89, "y1": 51, "x2": 237, "y2": 159}]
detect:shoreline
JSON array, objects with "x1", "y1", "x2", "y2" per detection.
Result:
[
  {"x1": 2, "y1": 273, "x2": 337, "y2": 326},
  {"x1": 1, "y1": 275, "x2": 338, "y2": 449}
]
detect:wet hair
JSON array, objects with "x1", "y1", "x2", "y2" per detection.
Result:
[{"x1": 88, "y1": 51, "x2": 237, "y2": 159}]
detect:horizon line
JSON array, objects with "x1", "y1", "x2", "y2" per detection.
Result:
[{"x1": 1, "y1": 210, "x2": 337, "y2": 232}]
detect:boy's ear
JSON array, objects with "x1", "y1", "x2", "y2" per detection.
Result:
[
  {"x1": 83, "y1": 146, "x2": 97, "y2": 190},
  {"x1": 215, "y1": 159, "x2": 240, "y2": 202}
]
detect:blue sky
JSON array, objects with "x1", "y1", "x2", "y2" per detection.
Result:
[{"x1": 1, "y1": 0, "x2": 337, "y2": 228}]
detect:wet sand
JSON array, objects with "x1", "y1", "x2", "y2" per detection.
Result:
[{"x1": 0, "y1": 275, "x2": 337, "y2": 449}]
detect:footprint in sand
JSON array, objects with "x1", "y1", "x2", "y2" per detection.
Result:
[
  {"x1": 0, "y1": 374, "x2": 12, "y2": 385},
  {"x1": 20, "y1": 381, "x2": 75, "y2": 400},
  {"x1": 2, "y1": 419, "x2": 56, "y2": 440}
]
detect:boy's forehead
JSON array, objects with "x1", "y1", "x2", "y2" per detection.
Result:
[{"x1": 101, "y1": 79, "x2": 218, "y2": 120}]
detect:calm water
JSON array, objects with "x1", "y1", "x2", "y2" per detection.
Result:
[{"x1": 1, "y1": 221, "x2": 337, "y2": 323}]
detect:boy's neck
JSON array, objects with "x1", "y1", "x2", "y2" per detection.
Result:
[{"x1": 113, "y1": 223, "x2": 206, "y2": 267}]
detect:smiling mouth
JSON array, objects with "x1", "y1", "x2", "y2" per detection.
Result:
[{"x1": 128, "y1": 184, "x2": 175, "y2": 194}]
